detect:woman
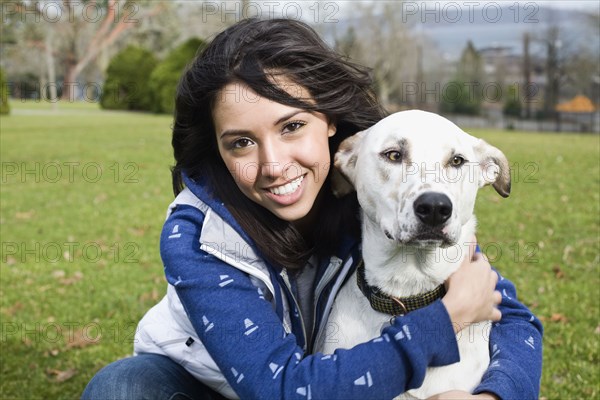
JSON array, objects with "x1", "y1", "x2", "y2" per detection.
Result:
[{"x1": 83, "y1": 18, "x2": 542, "y2": 399}]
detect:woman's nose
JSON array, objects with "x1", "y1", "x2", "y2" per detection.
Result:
[{"x1": 259, "y1": 141, "x2": 286, "y2": 179}]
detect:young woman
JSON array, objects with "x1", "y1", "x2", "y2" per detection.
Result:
[{"x1": 83, "y1": 18, "x2": 542, "y2": 400}]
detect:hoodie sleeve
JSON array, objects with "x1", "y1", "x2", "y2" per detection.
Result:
[
  {"x1": 161, "y1": 206, "x2": 460, "y2": 400},
  {"x1": 473, "y1": 271, "x2": 544, "y2": 399}
]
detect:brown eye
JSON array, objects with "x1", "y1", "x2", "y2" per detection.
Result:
[
  {"x1": 282, "y1": 121, "x2": 305, "y2": 134},
  {"x1": 451, "y1": 155, "x2": 465, "y2": 167},
  {"x1": 384, "y1": 150, "x2": 402, "y2": 162},
  {"x1": 232, "y1": 138, "x2": 254, "y2": 149}
]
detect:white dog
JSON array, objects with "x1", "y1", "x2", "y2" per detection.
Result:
[{"x1": 317, "y1": 110, "x2": 510, "y2": 398}]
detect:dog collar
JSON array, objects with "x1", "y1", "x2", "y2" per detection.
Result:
[{"x1": 356, "y1": 260, "x2": 446, "y2": 316}]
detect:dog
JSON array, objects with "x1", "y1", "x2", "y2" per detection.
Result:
[{"x1": 316, "y1": 110, "x2": 510, "y2": 398}]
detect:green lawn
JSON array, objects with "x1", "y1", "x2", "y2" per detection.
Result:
[{"x1": 1, "y1": 101, "x2": 598, "y2": 399}]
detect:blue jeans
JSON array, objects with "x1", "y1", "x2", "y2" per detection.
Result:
[{"x1": 81, "y1": 353, "x2": 229, "y2": 400}]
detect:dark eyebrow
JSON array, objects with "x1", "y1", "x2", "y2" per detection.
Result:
[
  {"x1": 219, "y1": 129, "x2": 250, "y2": 140},
  {"x1": 219, "y1": 110, "x2": 306, "y2": 139},
  {"x1": 274, "y1": 110, "x2": 305, "y2": 126}
]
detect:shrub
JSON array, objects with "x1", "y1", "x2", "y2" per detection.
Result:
[
  {"x1": 503, "y1": 84, "x2": 522, "y2": 117},
  {"x1": 0, "y1": 67, "x2": 10, "y2": 115},
  {"x1": 440, "y1": 80, "x2": 482, "y2": 115},
  {"x1": 149, "y1": 38, "x2": 206, "y2": 114},
  {"x1": 101, "y1": 46, "x2": 158, "y2": 111}
]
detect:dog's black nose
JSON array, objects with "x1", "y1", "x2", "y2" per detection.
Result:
[{"x1": 413, "y1": 193, "x2": 453, "y2": 226}]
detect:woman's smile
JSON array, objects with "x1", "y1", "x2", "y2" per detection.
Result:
[{"x1": 263, "y1": 174, "x2": 306, "y2": 205}]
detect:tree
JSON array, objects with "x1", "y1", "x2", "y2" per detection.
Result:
[
  {"x1": 148, "y1": 38, "x2": 206, "y2": 114},
  {"x1": 503, "y1": 84, "x2": 522, "y2": 118},
  {"x1": 2, "y1": 1, "x2": 169, "y2": 101},
  {"x1": 328, "y1": 2, "x2": 419, "y2": 110},
  {"x1": 334, "y1": 26, "x2": 359, "y2": 59},
  {"x1": 563, "y1": 11, "x2": 600, "y2": 106},
  {"x1": 60, "y1": 0, "x2": 168, "y2": 100},
  {"x1": 441, "y1": 41, "x2": 484, "y2": 115},
  {"x1": 0, "y1": 67, "x2": 10, "y2": 115},
  {"x1": 100, "y1": 46, "x2": 157, "y2": 111}
]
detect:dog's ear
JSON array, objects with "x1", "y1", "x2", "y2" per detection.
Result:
[
  {"x1": 331, "y1": 129, "x2": 369, "y2": 198},
  {"x1": 473, "y1": 139, "x2": 511, "y2": 198}
]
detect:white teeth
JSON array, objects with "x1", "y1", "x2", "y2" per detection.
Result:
[{"x1": 269, "y1": 175, "x2": 304, "y2": 196}]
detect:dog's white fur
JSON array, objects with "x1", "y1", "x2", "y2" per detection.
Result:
[{"x1": 316, "y1": 110, "x2": 510, "y2": 399}]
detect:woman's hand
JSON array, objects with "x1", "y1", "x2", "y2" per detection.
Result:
[
  {"x1": 427, "y1": 390, "x2": 499, "y2": 399},
  {"x1": 441, "y1": 237, "x2": 502, "y2": 333}
]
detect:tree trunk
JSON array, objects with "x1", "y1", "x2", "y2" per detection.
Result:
[
  {"x1": 45, "y1": 30, "x2": 58, "y2": 109},
  {"x1": 59, "y1": 1, "x2": 164, "y2": 101}
]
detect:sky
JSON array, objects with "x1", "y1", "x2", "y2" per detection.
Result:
[{"x1": 417, "y1": 1, "x2": 598, "y2": 11}]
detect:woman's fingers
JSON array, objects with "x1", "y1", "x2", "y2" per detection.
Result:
[
  {"x1": 443, "y1": 245, "x2": 503, "y2": 330},
  {"x1": 493, "y1": 290, "x2": 502, "y2": 305},
  {"x1": 490, "y1": 305, "x2": 502, "y2": 322},
  {"x1": 468, "y1": 235, "x2": 478, "y2": 261}
]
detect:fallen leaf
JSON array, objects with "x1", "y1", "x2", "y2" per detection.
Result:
[
  {"x1": 562, "y1": 245, "x2": 573, "y2": 262},
  {"x1": 551, "y1": 374, "x2": 565, "y2": 385},
  {"x1": 46, "y1": 368, "x2": 77, "y2": 383},
  {"x1": 15, "y1": 210, "x2": 35, "y2": 220},
  {"x1": 595, "y1": 325, "x2": 600, "y2": 334},
  {"x1": 66, "y1": 328, "x2": 102, "y2": 349},
  {"x1": 139, "y1": 287, "x2": 160, "y2": 303},
  {"x1": 59, "y1": 271, "x2": 83, "y2": 286},
  {"x1": 50, "y1": 349, "x2": 59, "y2": 356},
  {"x1": 528, "y1": 302, "x2": 539, "y2": 309},
  {"x1": 128, "y1": 226, "x2": 147, "y2": 237},
  {"x1": 52, "y1": 270, "x2": 66, "y2": 279},
  {"x1": 3, "y1": 301, "x2": 24, "y2": 316},
  {"x1": 550, "y1": 313, "x2": 568, "y2": 323},
  {"x1": 552, "y1": 266, "x2": 565, "y2": 279},
  {"x1": 93, "y1": 193, "x2": 108, "y2": 204}
]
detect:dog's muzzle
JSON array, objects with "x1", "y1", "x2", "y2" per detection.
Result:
[{"x1": 413, "y1": 192, "x2": 452, "y2": 227}]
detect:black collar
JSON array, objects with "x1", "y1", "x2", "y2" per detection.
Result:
[{"x1": 356, "y1": 260, "x2": 446, "y2": 316}]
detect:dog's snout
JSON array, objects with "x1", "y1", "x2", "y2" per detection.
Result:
[{"x1": 413, "y1": 193, "x2": 452, "y2": 226}]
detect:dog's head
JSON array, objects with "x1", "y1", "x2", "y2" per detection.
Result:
[{"x1": 333, "y1": 110, "x2": 510, "y2": 247}]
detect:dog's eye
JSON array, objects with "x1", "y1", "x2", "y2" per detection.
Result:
[
  {"x1": 384, "y1": 151, "x2": 402, "y2": 162},
  {"x1": 451, "y1": 155, "x2": 465, "y2": 167}
]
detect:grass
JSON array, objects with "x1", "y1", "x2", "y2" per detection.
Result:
[
  {"x1": 1, "y1": 101, "x2": 599, "y2": 399},
  {"x1": 468, "y1": 127, "x2": 600, "y2": 399}
]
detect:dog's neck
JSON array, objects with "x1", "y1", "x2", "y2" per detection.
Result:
[{"x1": 360, "y1": 216, "x2": 477, "y2": 297}]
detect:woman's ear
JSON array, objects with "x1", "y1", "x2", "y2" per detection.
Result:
[{"x1": 328, "y1": 122, "x2": 337, "y2": 138}]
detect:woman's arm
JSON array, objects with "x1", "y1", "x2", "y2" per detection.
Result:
[
  {"x1": 162, "y1": 206, "x2": 463, "y2": 399},
  {"x1": 472, "y1": 271, "x2": 544, "y2": 399},
  {"x1": 429, "y1": 270, "x2": 543, "y2": 400}
]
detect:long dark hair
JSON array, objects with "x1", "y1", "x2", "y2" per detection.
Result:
[{"x1": 171, "y1": 18, "x2": 386, "y2": 269}]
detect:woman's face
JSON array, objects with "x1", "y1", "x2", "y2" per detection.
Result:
[{"x1": 213, "y1": 81, "x2": 336, "y2": 229}]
